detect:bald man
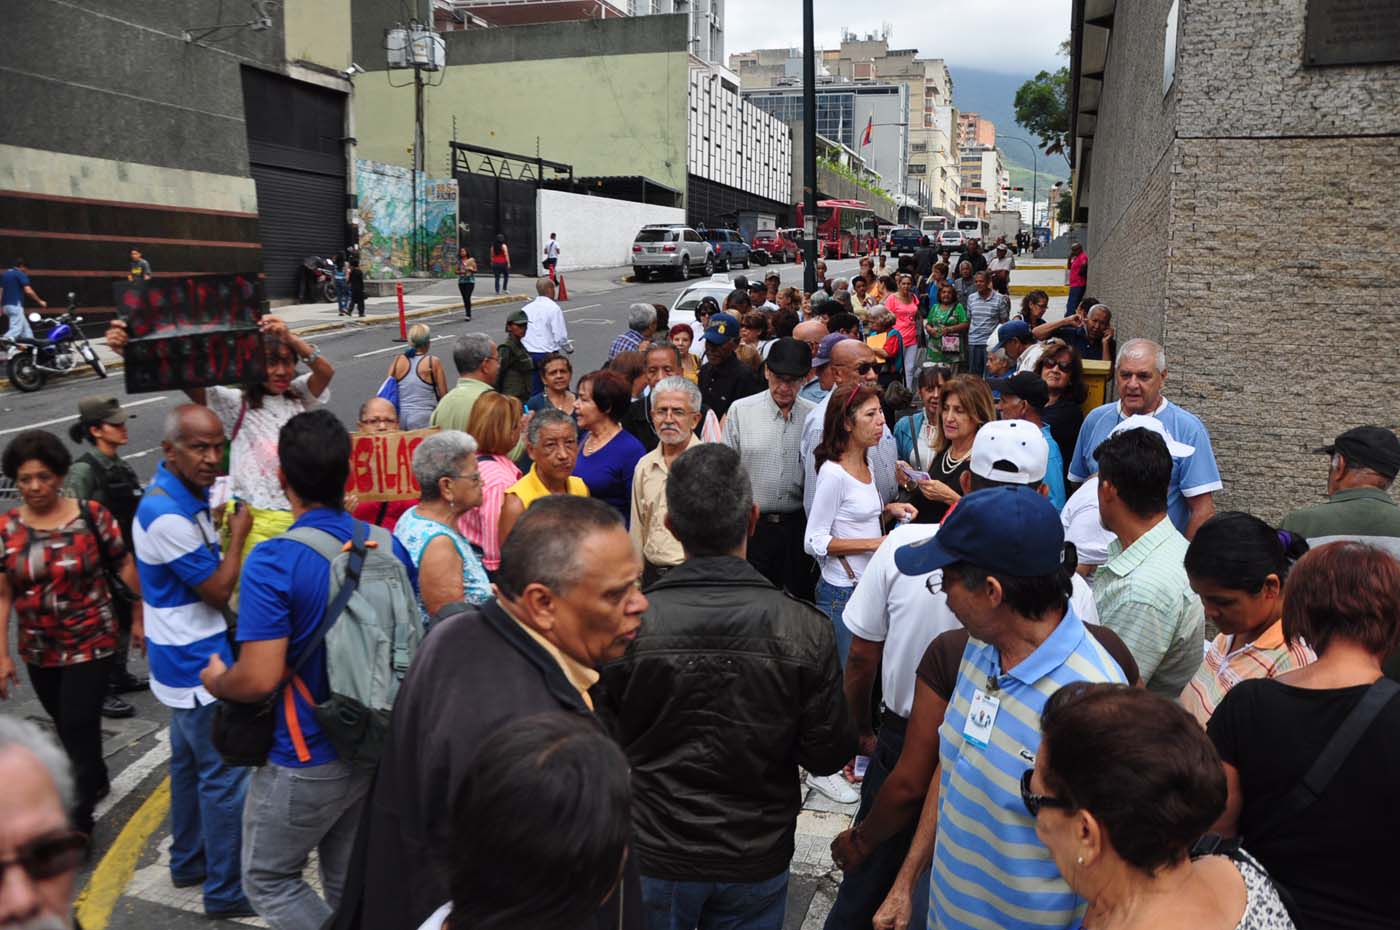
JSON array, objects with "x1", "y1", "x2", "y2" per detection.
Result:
[
  {"x1": 0, "y1": 719, "x2": 84, "y2": 929},
  {"x1": 792, "y1": 320, "x2": 828, "y2": 398},
  {"x1": 800, "y1": 339, "x2": 898, "y2": 512},
  {"x1": 133, "y1": 404, "x2": 255, "y2": 917}
]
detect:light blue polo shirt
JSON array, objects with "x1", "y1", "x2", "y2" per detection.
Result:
[{"x1": 1067, "y1": 399, "x2": 1222, "y2": 534}]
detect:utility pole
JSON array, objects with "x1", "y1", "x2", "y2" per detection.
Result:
[
  {"x1": 802, "y1": 0, "x2": 817, "y2": 293},
  {"x1": 1001, "y1": 135, "x2": 1038, "y2": 236},
  {"x1": 413, "y1": 63, "x2": 424, "y2": 274}
]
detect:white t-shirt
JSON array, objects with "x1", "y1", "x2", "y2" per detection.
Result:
[
  {"x1": 1062, "y1": 476, "x2": 1118, "y2": 567},
  {"x1": 545, "y1": 239, "x2": 560, "y2": 259},
  {"x1": 805, "y1": 460, "x2": 883, "y2": 588},
  {"x1": 986, "y1": 254, "x2": 1015, "y2": 273},
  {"x1": 205, "y1": 373, "x2": 330, "y2": 511}
]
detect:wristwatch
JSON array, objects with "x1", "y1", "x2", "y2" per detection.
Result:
[{"x1": 302, "y1": 344, "x2": 322, "y2": 364}]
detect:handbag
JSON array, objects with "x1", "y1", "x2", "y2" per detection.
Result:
[{"x1": 75, "y1": 500, "x2": 139, "y2": 607}]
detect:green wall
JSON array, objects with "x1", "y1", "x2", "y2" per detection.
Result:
[
  {"x1": 285, "y1": 0, "x2": 352, "y2": 71},
  {"x1": 353, "y1": 49, "x2": 689, "y2": 198}
]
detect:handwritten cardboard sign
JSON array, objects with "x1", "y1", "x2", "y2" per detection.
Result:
[
  {"x1": 115, "y1": 275, "x2": 266, "y2": 394},
  {"x1": 345, "y1": 429, "x2": 437, "y2": 502}
]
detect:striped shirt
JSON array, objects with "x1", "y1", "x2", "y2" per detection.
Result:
[
  {"x1": 964, "y1": 288, "x2": 1010, "y2": 343},
  {"x1": 1091, "y1": 516, "x2": 1205, "y2": 698},
  {"x1": 132, "y1": 462, "x2": 232, "y2": 708},
  {"x1": 722, "y1": 389, "x2": 814, "y2": 514},
  {"x1": 1179, "y1": 620, "x2": 1316, "y2": 726},
  {"x1": 930, "y1": 607, "x2": 1127, "y2": 930}
]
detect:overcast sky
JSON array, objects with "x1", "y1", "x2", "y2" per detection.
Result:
[{"x1": 722, "y1": 0, "x2": 1071, "y2": 74}]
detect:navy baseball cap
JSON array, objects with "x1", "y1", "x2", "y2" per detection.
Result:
[
  {"x1": 703, "y1": 312, "x2": 741, "y2": 344},
  {"x1": 992, "y1": 320, "x2": 1033, "y2": 353},
  {"x1": 894, "y1": 486, "x2": 1064, "y2": 577}
]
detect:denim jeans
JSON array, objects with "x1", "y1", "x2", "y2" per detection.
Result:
[
  {"x1": 641, "y1": 871, "x2": 788, "y2": 930},
  {"x1": 241, "y1": 759, "x2": 370, "y2": 930},
  {"x1": 823, "y1": 717, "x2": 929, "y2": 930},
  {"x1": 170, "y1": 701, "x2": 250, "y2": 911},
  {"x1": 1066, "y1": 286, "x2": 1086, "y2": 316},
  {"x1": 815, "y1": 578, "x2": 854, "y2": 667},
  {"x1": 4, "y1": 303, "x2": 32, "y2": 341},
  {"x1": 334, "y1": 280, "x2": 349, "y2": 311},
  {"x1": 528, "y1": 350, "x2": 553, "y2": 395},
  {"x1": 492, "y1": 263, "x2": 509, "y2": 293},
  {"x1": 966, "y1": 344, "x2": 988, "y2": 378}
]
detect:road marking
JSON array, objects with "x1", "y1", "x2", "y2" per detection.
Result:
[
  {"x1": 94, "y1": 731, "x2": 171, "y2": 821},
  {"x1": 0, "y1": 395, "x2": 169, "y2": 436},
  {"x1": 76, "y1": 776, "x2": 171, "y2": 930},
  {"x1": 124, "y1": 446, "x2": 159, "y2": 460},
  {"x1": 352, "y1": 343, "x2": 412, "y2": 358},
  {"x1": 562, "y1": 303, "x2": 600, "y2": 313}
]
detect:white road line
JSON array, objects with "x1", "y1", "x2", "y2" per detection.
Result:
[
  {"x1": 124, "y1": 447, "x2": 159, "y2": 459},
  {"x1": 352, "y1": 344, "x2": 411, "y2": 358},
  {"x1": 95, "y1": 730, "x2": 171, "y2": 821},
  {"x1": 562, "y1": 303, "x2": 601, "y2": 313},
  {"x1": 0, "y1": 395, "x2": 169, "y2": 436}
]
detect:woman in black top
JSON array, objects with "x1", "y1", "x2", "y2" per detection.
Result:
[
  {"x1": 898, "y1": 375, "x2": 994, "y2": 524},
  {"x1": 1035, "y1": 339, "x2": 1085, "y2": 479},
  {"x1": 1208, "y1": 541, "x2": 1400, "y2": 930}
]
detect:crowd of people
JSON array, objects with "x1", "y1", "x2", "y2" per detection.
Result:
[{"x1": 2, "y1": 237, "x2": 1398, "y2": 930}]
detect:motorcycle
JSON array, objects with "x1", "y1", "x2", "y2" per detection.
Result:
[
  {"x1": 4, "y1": 293, "x2": 109, "y2": 392},
  {"x1": 303, "y1": 255, "x2": 337, "y2": 304}
]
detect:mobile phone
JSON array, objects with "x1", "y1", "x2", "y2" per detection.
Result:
[{"x1": 853, "y1": 755, "x2": 870, "y2": 778}]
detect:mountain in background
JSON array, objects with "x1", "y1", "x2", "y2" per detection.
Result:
[{"x1": 949, "y1": 65, "x2": 1068, "y2": 204}]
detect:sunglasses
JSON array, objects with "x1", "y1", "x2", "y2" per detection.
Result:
[
  {"x1": 0, "y1": 830, "x2": 88, "y2": 881},
  {"x1": 1020, "y1": 769, "x2": 1071, "y2": 817},
  {"x1": 854, "y1": 362, "x2": 879, "y2": 375},
  {"x1": 1043, "y1": 359, "x2": 1073, "y2": 373}
]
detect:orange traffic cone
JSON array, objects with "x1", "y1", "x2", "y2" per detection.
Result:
[{"x1": 556, "y1": 274, "x2": 568, "y2": 302}]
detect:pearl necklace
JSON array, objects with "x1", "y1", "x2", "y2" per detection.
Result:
[{"x1": 942, "y1": 444, "x2": 972, "y2": 469}]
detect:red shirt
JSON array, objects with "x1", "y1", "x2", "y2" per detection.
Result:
[
  {"x1": 1069, "y1": 252, "x2": 1088, "y2": 287},
  {"x1": 353, "y1": 498, "x2": 415, "y2": 533}
]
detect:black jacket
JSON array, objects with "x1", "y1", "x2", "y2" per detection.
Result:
[
  {"x1": 698, "y1": 354, "x2": 763, "y2": 418},
  {"x1": 594, "y1": 556, "x2": 857, "y2": 882},
  {"x1": 329, "y1": 600, "x2": 641, "y2": 930}
]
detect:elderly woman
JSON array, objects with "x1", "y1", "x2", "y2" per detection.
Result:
[
  {"x1": 1027, "y1": 683, "x2": 1295, "y2": 930},
  {"x1": 387, "y1": 323, "x2": 448, "y2": 431},
  {"x1": 394, "y1": 431, "x2": 492, "y2": 624},
  {"x1": 900, "y1": 374, "x2": 994, "y2": 524},
  {"x1": 1035, "y1": 339, "x2": 1086, "y2": 476},
  {"x1": 1208, "y1": 542, "x2": 1400, "y2": 930},
  {"x1": 458, "y1": 392, "x2": 524, "y2": 577},
  {"x1": 668, "y1": 324, "x2": 701, "y2": 382},
  {"x1": 923, "y1": 282, "x2": 969, "y2": 370},
  {"x1": 1181, "y1": 513, "x2": 1316, "y2": 725},
  {"x1": 498, "y1": 408, "x2": 589, "y2": 544},
  {"x1": 894, "y1": 364, "x2": 952, "y2": 480},
  {"x1": 574, "y1": 370, "x2": 646, "y2": 524},
  {"x1": 0, "y1": 430, "x2": 143, "y2": 836}
]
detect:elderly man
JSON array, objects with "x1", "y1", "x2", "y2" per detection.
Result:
[
  {"x1": 748, "y1": 279, "x2": 777, "y2": 312},
  {"x1": 1068, "y1": 338, "x2": 1221, "y2": 537},
  {"x1": 1282, "y1": 426, "x2": 1400, "y2": 557},
  {"x1": 429, "y1": 334, "x2": 499, "y2": 432},
  {"x1": 609, "y1": 303, "x2": 657, "y2": 361},
  {"x1": 698, "y1": 312, "x2": 763, "y2": 417},
  {"x1": 631, "y1": 376, "x2": 704, "y2": 586},
  {"x1": 985, "y1": 240, "x2": 1015, "y2": 294},
  {"x1": 950, "y1": 259, "x2": 976, "y2": 307},
  {"x1": 332, "y1": 497, "x2": 646, "y2": 930},
  {"x1": 521, "y1": 277, "x2": 570, "y2": 393},
  {"x1": 792, "y1": 320, "x2": 827, "y2": 400},
  {"x1": 0, "y1": 718, "x2": 88, "y2": 929},
  {"x1": 723, "y1": 338, "x2": 817, "y2": 597},
  {"x1": 598, "y1": 444, "x2": 855, "y2": 930},
  {"x1": 964, "y1": 270, "x2": 1010, "y2": 377},
  {"x1": 1034, "y1": 302, "x2": 1116, "y2": 363},
  {"x1": 989, "y1": 319, "x2": 1041, "y2": 374},
  {"x1": 623, "y1": 342, "x2": 713, "y2": 451},
  {"x1": 801, "y1": 339, "x2": 898, "y2": 512},
  {"x1": 799, "y1": 332, "x2": 843, "y2": 403}
]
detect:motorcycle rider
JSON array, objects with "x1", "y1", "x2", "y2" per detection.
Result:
[{"x1": 2, "y1": 257, "x2": 46, "y2": 344}]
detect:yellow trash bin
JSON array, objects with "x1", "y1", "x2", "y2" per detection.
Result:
[{"x1": 1082, "y1": 359, "x2": 1113, "y2": 416}]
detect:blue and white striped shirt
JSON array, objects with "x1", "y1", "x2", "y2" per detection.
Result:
[
  {"x1": 930, "y1": 607, "x2": 1127, "y2": 930},
  {"x1": 133, "y1": 462, "x2": 231, "y2": 708}
]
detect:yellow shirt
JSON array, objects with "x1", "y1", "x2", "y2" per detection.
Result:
[
  {"x1": 503, "y1": 601, "x2": 600, "y2": 709},
  {"x1": 506, "y1": 466, "x2": 589, "y2": 508}
]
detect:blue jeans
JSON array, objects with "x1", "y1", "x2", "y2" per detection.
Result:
[
  {"x1": 528, "y1": 350, "x2": 552, "y2": 395},
  {"x1": 169, "y1": 700, "x2": 250, "y2": 911},
  {"x1": 823, "y1": 718, "x2": 929, "y2": 930},
  {"x1": 815, "y1": 578, "x2": 854, "y2": 667},
  {"x1": 966, "y1": 344, "x2": 988, "y2": 378},
  {"x1": 4, "y1": 304, "x2": 32, "y2": 341},
  {"x1": 1066, "y1": 286, "x2": 1086, "y2": 315},
  {"x1": 334, "y1": 280, "x2": 349, "y2": 311},
  {"x1": 493, "y1": 263, "x2": 509, "y2": 293},
  {"x1": 641, "y1": 871, "x2": 788, "y2": 930}
]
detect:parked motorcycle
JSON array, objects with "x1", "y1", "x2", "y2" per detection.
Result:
[
  {"x1": 4, "y1": 293, "x2": 108, "y2": 392},
  {"x1": 303, "y1": 255, "x2": 337, "y2": 304}
]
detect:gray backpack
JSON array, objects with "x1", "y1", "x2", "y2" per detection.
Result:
[{"x1": 284, "y1": 519, "x2": 423, "y2": 771}]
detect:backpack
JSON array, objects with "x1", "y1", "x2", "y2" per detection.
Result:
[{"x1": 282, "y1": 519, "x2": 423, "y2": 771}]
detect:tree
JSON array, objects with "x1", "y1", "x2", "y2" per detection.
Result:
[
  {"x1": 1015, "y1": 38, "x2": 1072, "y2": 168},
  {"x1": 1057, "y1": 190, "x2": 1073, "y2": 224}
]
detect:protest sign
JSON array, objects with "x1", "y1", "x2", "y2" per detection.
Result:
[
  {"x1": 346, "y1": 429, "x2": 437, "y2": 502},
  {"x1": 115, "y1": 275, "x2": 265, "y2": 393}
]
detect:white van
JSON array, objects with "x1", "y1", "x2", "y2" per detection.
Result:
[
  {"x1": 920, "y1": 216, "x2": 950, "y2": 237},
  {"x1": 956, "y1": 216, "x2": 989, "y2": 244}
]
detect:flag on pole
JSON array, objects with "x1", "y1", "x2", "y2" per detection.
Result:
[{"x1": 861, "y1": 115, "x2": 874, "y2": 146}]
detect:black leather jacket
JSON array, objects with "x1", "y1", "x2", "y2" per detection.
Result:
[{"x1": 595, "y1": 556, "x2": 857, "y2": 882}]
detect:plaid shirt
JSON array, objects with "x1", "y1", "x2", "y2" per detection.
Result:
[
  {"x1": 1179, "y1": 620, "x2": 1316, "y2": 726},
  {"x1": 608, "y1": 329, "x2": 645, "y2": 360}
]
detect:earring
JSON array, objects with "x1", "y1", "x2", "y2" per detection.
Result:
[{"x1": 1076, "y1": 856, "x2": 1084, "y2": 865}]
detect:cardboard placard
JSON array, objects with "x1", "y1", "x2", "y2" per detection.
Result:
[
  {"x1": 116, "y1": 275, "x2": 266, "y2": 394},
  {"x1": 345, "y1": 429, "x2": 437, "y2": 502}
]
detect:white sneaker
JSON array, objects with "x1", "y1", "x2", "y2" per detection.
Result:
[{"x1": 806, "y1": 772, "x2": 860, "y2": 805}]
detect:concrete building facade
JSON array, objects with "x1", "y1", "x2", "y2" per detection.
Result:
[
  {"x1": 687, "y1": 64, "x2": 794, "y2": 226},
  {"x1": 1069, "y1": 0, "x2": 1400, "y2": 519},
  {"x1": 958, "y1": 144, "x2": 1006, "y2": 217},
  {"x1": 445, "y1": 0, "x2": 724, "y2": 64},
  {"x1": 958, "y1": 112, "x2": 997, "y2": 148}
]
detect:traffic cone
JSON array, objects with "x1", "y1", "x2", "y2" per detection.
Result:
[{"x1": 556, "y1": 274, "x2": 568, "y2": 302}]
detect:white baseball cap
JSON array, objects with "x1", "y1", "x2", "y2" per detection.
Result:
[
  {"x1": 1108, "y1": 415, "x2": 1195, "y2": 457},
  {"x1": 971, "y1": 419, "x2": 1048, "y2": 485}
]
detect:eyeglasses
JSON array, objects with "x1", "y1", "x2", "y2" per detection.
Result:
[
  {"x1": 0, "y1": 830, "x2": 88, "y2": 881},
  {"x1": 1020, "y1": 769, "x2": 1071, "y2": 817},
  {"x1": 359, "y1": 417, "x2": 398, "y2": 428},
  {"x1": 854, "y1": 362, "x2": 879, "y2": 375},
  {"x1": 452, "y1": 472, "x2": 483, "y2": 483}
]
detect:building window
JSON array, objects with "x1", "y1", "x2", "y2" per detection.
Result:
[{"x1": 1163, "y1": 0, "x2": 1179, "y2": 96}]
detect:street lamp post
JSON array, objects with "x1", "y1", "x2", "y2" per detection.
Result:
[
  {"x1": 1000, "y1": 135, "x2": 1039, "y2": 233},
  {"x1": 801, "y1": 0, "x2": 817, "y2": 293}
]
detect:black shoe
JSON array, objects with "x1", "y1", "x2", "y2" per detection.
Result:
[
  {"x1": 101, "y1": 694, "x2": 136, "y2": 719},
  {"x1": 110, "y1": 669, "x2": 148, "y2": 694},
  {"x1": 172, "y1": 873, "x2": 207, "y2": 889},
  {"x1": 205, "y1": 899, "x2": 257, "y2": 920},
  {"x1": 464, "y1": 315, "x2": 472, "y2": 322},
  {"x1": 95, "y1": 782, "x2": 111, "y2": 802}
]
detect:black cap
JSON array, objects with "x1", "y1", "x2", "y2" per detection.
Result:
[
  {"x1": 1313, "y1": 426, "x2": 1400, "y2": 479},
  {"x1": 987, "y1": 372, "x2": 1049, "y2": 409},
  {"x1": 765, "y1": 337, "x2": 812, "y2": 377},
  {"x1": 726, "y1": 289, "x2": 752, "y2": 309}
]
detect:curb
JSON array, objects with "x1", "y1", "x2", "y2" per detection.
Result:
[{"x1": 0, "y1": 294, "x2": 527, "y2": 393}]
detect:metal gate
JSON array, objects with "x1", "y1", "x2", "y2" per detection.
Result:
[{"x1": 451, "y1": 142, "x2": 572, "y2": 278}]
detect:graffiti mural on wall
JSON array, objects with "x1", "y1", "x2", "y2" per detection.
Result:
[{"x1": 355, "y1": 159, "x2": 457, "y2": 279}]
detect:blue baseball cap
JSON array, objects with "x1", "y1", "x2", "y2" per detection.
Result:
[
  {"x1": 992, "y1": 320, "x2": 1033, "y2": 353},
  {"x1": 894, "y1": 486, "x2": 1064, "y2": 577},
  {"x1": 703, "y1": 312, "x2": 741, "y2": 344}
]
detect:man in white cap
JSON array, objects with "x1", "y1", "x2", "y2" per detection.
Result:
[
  {"x1": 1067, "y1": 338, "x2": 1221, "y2": 538},
  {"x1": 985, "y1": 240, "x2": 1015, "y2": 294}
]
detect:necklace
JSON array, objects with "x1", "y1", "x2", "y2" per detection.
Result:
[
  {"x1": 584, "y1": 425, "x2": 619, "y2": 455},
  {"x1": 942, "y1": 444, "x2": 972, "y2": 469}
]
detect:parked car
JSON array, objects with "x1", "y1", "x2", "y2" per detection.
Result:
[
  {"x1": 887, "y1": 226, "x2": 922, "y2": 255},
  {"x1": 668, "y1": 273, "x2": 741, "y2": 357},
  {"x1": 937, "y1": 229, "x2": 967, "y2": 250},
  {"x1": 700, "y1": 228, "x2": 752, "y2": 271},
  {"x1": 751, "y1": 229, "x2": 799, "y2": 265},
  {"x1": 632, "y1": 225, "x2": 715, "y2": 281}
]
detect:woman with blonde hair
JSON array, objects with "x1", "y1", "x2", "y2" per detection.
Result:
[
  {"x1": 388, "y1": 323, "x2": 448, "y2": 431},
  {"x1": 458, "y1": 392, "x2": 525, "y2": 577}
]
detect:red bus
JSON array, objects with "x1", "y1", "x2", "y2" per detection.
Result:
[{"x1": 796, "y1": 199, "x2": 875, "y2": 259}]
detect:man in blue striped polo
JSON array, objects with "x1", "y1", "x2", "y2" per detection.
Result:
[
  {"x1": 133, "y1": 405, "x2": 255, "y2": 919},
  {"x1": 894, "y1": 487, "x2": 1127, "y2": 930}
]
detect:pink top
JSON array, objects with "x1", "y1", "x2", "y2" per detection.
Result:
[
  {"x1": 884, "y1": 293, "x2": 920, "y2": 344},
  {"x1": 1069, "y1": 252, "x2": 1088, "y2": 287},
  {"x1": 457, "y1": 453, "x2": 523, "y2": 570}
]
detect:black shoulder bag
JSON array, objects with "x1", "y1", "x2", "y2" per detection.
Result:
[{"x1": 76, "y1": 500, "x2": 139, "y2": 607}]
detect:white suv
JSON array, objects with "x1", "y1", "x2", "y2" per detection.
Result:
[{"x1": 632, "y1": 225, "x2": 714, "y2": 281}]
